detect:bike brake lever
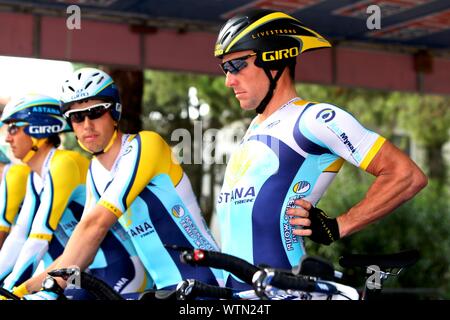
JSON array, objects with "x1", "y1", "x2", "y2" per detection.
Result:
[{"x1": 48, "y1": 267, "x2": 80, "y2": 280}]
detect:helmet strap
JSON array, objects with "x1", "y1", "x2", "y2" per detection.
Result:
[
  {"x1": 22, "y1": 138, "x2": 47, "y2": 163},
  {"x1": 255, "y1": 66, "x2": 285, "y2": 114},
  {"x1": 76, "y1": 128, "x2": 118, "y2": 156}
]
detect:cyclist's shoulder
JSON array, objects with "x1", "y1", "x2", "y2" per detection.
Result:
[
  {"x1": 279, "y1": 100, "x2": 345, "y2": 120},
  {"x1": 6, "y1": 163, "x2": 31, "y2": 178},
  {"x1": 301, "y1": 101, "x2": 346, "y2": 113},
  {"x1": 53, "y1": 149, "x2": 89, "y2": 163},
  {"x1": 131, "y1": 130, "x2": 167, "y2": 144},
  {"x1": 50, "y1": 149, "x2": 90, "y2": 174},
  {"x1": 126, "y1": 130, "x2": 172, "y2": 155},
  {"x1": 297, "y1": 101, "x2": 356, "y2": 125}
]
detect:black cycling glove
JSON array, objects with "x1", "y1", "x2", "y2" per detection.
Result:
[{"x1": 306, "y1": 206, "x2": 340, "y2": 245}]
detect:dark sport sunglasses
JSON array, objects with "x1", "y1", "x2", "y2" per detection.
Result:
[
  {"x1": 64, "y1": 103, "x2": 112, "y2": 123},
  {"x1": 7, "y1": 122, "x2": 28, "y2": 135},
  {"x1": 220, "y1": 53, "x2": 257, "y2": 75}
]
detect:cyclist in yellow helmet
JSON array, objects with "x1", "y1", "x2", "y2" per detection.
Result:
[{"x1": 214, "y1": 9, "x2": 427, "y2": 289}]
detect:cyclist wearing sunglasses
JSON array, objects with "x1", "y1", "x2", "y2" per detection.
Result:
[
  {"x1": 0, "y1": 94, "x2": 151, "y2": 300},
  {"x1": 0, "y1": 94, "x2": 85, "y2": 296},
  {"x1": 0, "y1": 147, "x2": 29, "y2": 250},
  {"x1": 18, "y1": 68, "x2": 222, "y2": 297},
  {"x1": 214, "y1": 9, "x2": 427, "y2": 289}
]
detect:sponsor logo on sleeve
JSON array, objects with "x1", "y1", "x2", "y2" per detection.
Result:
[
  {"x1": 172, "y1": 205, "x2": 185, "y2": 218},
  {"x1": 316, "y1": 108, "x2": 336, "y2": 123},
  {"x1": 293, "y1": 181, "x2": 311, "y2": 194}
]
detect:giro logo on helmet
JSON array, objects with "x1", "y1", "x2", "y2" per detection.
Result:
[
  {"x1": 262, "y1": 47, "x2": 299, "y2": 61},
  {"x1": 29, "y1": 124, "x2": 65, "y2": 134}
]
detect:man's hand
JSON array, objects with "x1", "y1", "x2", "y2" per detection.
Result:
[{"x1": 287, "y1": 199, "x2": 340, "y2": 245}]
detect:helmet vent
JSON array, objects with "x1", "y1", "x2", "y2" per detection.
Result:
[
  {"x1": 68, "y1": 86, "x2": 75, "y2": 92},
  {"x1": 223, "y1": 31, "x2": 231, "y2": 41},
  {"x1": 93, "y1": 72, "x2": 100, "y2": 77},
  {"x1": 61, "y1": 86, "x2": 64, "y2": 93},
  {"x1": 85, "y1": 81, "x2": 93, "y2": 89},
  {"x1": 77, "y1": 72, "x2": 82, "y2": 80},
  {"x1": 232, "y1": 17, "x2": 246, "y2": 27},
  {"x1": 96, "y1": 76, "x2": 104, "y2": 85}
]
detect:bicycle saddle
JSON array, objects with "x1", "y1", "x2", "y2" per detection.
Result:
[
  {"x1": 339, "y1": 249, "x2": 420, "y2": 269},
  {"x1": 292, "y1": 255, "x2": 336, "y2": 280}
]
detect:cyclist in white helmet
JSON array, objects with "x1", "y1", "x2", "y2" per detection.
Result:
[
  {"x1": 214, "y1": 9, "x2": 428, "y2": 289},
  {"x1": 19, "y1": 68, "x2": 222, "y2": 297},
  {"x1": 0, "y1": 94, "x2": 151, "y2": 300}
]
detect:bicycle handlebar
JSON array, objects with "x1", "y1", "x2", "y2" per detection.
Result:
[
  {"x1": 167, "y1": 245, "x2": 259, "y2": 285},
  {"x1": 268, "y1": 269, "x2": 337, "y2": 294},
  {"x1": 167, "y1": 245, "x2": 332, "y2": 294},
  {"x1": 0, "y1": 287, "x2": 20, "y2": 300},
  {"x1": 49, "y1": 268, "x2": 124, "y2": 300},
  {"x1": 176, "y1": 279, "x2": 234, "y2": 300}
]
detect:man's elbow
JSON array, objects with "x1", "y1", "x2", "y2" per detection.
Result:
[{"x1": 405, "y1": 167, "x2": 428, "y2": 199}]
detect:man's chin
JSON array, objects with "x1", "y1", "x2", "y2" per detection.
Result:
[
  {"x1": 80, "y1": 140, "x2": 102, "y2": 153},
  {"x1": 239, "y1": 102, "x2": 257, "y2": 111},
  {"x1": 13, "y1": 152, "x2": 22, "y2": 159}
]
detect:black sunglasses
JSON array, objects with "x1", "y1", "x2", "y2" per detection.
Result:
[
  {"x1": 220, "y1": 53, "x2": 257, "y2": 75},
  {"x1": 7, "y1": 122, "x2": 28, "y2": 136},
  {"x1": 64, "y1": 103, "x2": 112, "y2": 123}
]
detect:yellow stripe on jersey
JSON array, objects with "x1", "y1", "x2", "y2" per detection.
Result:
[
  {"x1": 123, "y1": 131, "x2": 183, "y2": 209},
  {"x1": 47, "y1": 150, "x2": 90, "y2": 231},
  {"x1": 324, "y1": 158, "x2": 344, "y2": 173},
  {"x1": 0, "y1": 226, "x2": 11, "y2": 233},
  {"x1": 138, "y1": 273, "x2": 148, "y2": 292},
  {"x1": 127, "y1": 134, "x2": 137, "y2": 142},
  {"x1": 29, "y1": 233, "x2": 53, "y2": 241},
  {"x1": 98, "y1": 199, "x2": 123, "y2": 218},
  {"x1": 360, "y1": 136, "x2": 386, "y2": 171},
  {"x1": 293, "y1": 99, "x2": 309, "y2": 106},
  {"x1": 4, "y1": 164, "x2": 30, "y2": 225}
]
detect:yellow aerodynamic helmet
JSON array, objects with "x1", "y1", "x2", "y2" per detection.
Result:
[{"x1": 215, "y1": 9, "x2": 331, "y2": 113}]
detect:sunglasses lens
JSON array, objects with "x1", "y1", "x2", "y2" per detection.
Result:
[
  {"x1": 222, "y1": 59, "x2": 247, "y2": 74},
  {"x1": 221, "y1": 55, "x2": 253, "y2": 74},
  {"x1": 70, "y1": 113, "x2": 85, "y2": 123},
  {"x1": 7, "y1": 125, "x2": 18, "y2": 135},
  {"x1": 89, "y1": 107, "x2": 109, "y2": 120}
]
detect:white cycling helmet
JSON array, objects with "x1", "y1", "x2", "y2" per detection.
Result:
[{"x1": 60, "y1": 68, "x2": 121, "y2": 121}]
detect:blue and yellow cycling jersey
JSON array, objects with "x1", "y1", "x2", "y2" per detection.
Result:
[
  {"x1": 94, "y1": 131, "x2": 222, "y2": 289},
  {"x1": 83, "y1": 162, "x2": 152, "y2": 296},
  {"x1": 0, "y1": 149, "x2": 87, "y2": 286},
  {"x1": 217, "y1": 98, "x2": 386, "y2": 289},
  {"x1": 0, "y1": 164, "x2": 30, "y2": 235},
  {"x1": 0, "y1": 148, "x2": 149, "y2": 295}
]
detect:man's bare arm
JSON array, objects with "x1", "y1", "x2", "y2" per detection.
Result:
[
  {"x1": 289, "y1": 141, "x2": 427, "y2": 238},
  {"x1": 20, "y1": 205, "x2": 117, "y2": 292},
  {"x1": 336, "y1": 140, "x2": 427, "y2": 237}
]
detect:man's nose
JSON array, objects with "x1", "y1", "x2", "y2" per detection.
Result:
[
  {"x1": 5, "y1": 132, "x2": 13, "y2": 143},
  {"x1": 82, "y1": 116, "x2": 93, "y2": 128},
  {"x1": 225, "y1": 72, "x2": 238, "y2": 88}
]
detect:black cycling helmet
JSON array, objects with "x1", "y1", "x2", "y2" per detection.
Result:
[{"x1": 215, "y1": 9, "x2": 331, "y2": 113}]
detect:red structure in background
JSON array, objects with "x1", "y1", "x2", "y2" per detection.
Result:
[{"x1": 0, "y1": 0, "x2": 449, "y2": 95}]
